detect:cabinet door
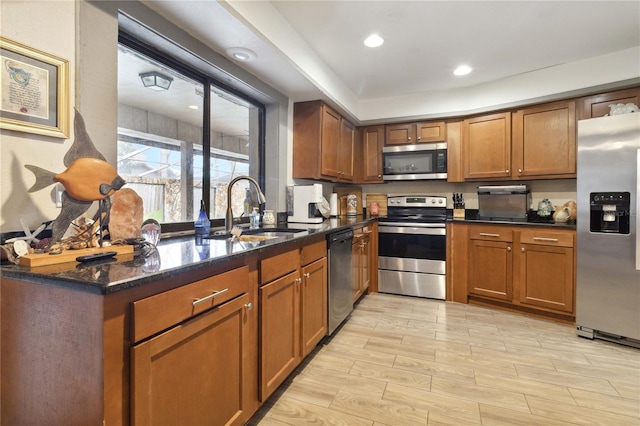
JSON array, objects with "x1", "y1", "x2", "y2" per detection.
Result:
[
  {"x1": 468, "y1": 239, "x2": 513, "y2": 301},
  {"x1": 339, "y1": 119, "x2": 355, "y2": 182},
  {"x1": 518, "y1": 244, "x2": 574, "y2": 314},
  {"x1": 131, "y1": 294, "x2": 251, "y2": 426},
  {"x1": 512, "y1": 101, "x2": 576, "y2": 178},
  {"x1": 259, "y1": 271, "x2": 300, "y2": 401},
  {"x1": 579, "y1": 87, "x2": 640, "y2": 119},
  {"x1": 320, "y1": 105, "x2": 341, "y2": 179},
  {"x1": 385, "y1": 123, "x2": 414, "y2": 145},
  {"x1": 352, "y1": 239, "x2": 363, "y2": 302},
  {"x1": 463, "y1": 112, "x2": 511, "y2": 179},
  {"x1": 416, "y1": 121, "x2": 446, "y2": 143},
  {"x1": 361, "y1": 234, "x2": 371, "y2": 293},
  {"x1": 361, "y1": 125, "x2": 384, "y2": 182},
  {"x1": 300, "y1": 257, "x2": 327, "y2": 357}
]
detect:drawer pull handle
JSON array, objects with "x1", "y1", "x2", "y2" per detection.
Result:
[
  {"x1": 533, "y1": 237, "x2": 559, "y2": 242},
  {"x1": 192, "y1": 288, "x2": 229, "y2": 306},
  {"x1": 479, "y1": 233, "x2": 500, "y2": 237}
]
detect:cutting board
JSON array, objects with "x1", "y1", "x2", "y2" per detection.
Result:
[{"x1": 18, "y1": 245, "x2": 134, "y2": 268}]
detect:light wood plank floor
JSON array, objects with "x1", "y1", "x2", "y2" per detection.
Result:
[{"x1": 249, "y1": 293, "x2": 640, "y2": 426}]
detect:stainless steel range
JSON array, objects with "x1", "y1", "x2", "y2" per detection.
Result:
[{"x1": 378, "y1": 195, "x2": 447, "y2": 299}]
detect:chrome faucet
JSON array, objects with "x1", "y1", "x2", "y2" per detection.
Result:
[{"x1": 225, "y1": 176, "x2": 267, "y2": 233}]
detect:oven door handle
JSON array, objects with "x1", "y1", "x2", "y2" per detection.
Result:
[{"x1": 379, "y1": 225, "x2": 446, "y2": 235}]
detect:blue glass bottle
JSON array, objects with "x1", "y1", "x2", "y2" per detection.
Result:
[{"x1": 194, "y1": 200, "x2": 210, "y2": 243}]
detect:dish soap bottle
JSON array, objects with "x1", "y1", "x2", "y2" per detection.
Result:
[
  {"x1": 250, "y1": 207, "x2": 260, "y2": 229},
  {"x1": 194, "y1": 200, "x2": 210, "y2": 243}
]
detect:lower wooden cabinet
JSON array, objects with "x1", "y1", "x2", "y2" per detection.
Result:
[
  {"x1": 518, "y1": 230, "x2": 575, "y2": 314},
  {"x1": 259, "y1": 240, "x2": 327, "y2": 401},
  {"x1": 301, "y1": 257, "x2": 328, "y2": 357},
  {"x1": 352, "y1": 226, "x2": 372, "y2": 302},
  {"x1": 259, "y1": 269, "x2": 301, "y2": 400},
  {"x1": 131, "y1": 266, "x2": 253, "y2": 426},
  {"x1": 131, "y1": 293, "x2": 251, "y2": 426},
  {"x1": 458, "y1": 223, "x2": 576, "y2": 319}
]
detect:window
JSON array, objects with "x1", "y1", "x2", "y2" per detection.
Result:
[{"x1": 117, "y1": 36, "x2": 264, "y2": 232}]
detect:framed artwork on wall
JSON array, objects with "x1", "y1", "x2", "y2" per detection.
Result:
[{"x1": 0, "y1": 36, "x2": 69, "y2": 138}]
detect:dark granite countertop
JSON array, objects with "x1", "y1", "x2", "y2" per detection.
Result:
[
  {"x1": 0, "y1": 216, "x2": 374, "y2": 295},
  {"x1": 447, "y1": 209, "x2": 576, "y2": 230}
]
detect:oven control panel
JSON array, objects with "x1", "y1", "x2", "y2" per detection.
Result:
[{"x1": 387, "y1": 195, "x2": 446, "y2": 207}]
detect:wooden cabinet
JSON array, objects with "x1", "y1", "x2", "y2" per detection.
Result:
[
  {"x1": 468, "y1": 226, "x2": 513, "y2": 301},
  {"x1": 512, "y1": 100, "x2": 576, "y2": 179},
  {"x1": 259, "y1": 240, "x2": 327, "y2": 400},
  {"x1": 293, "y1": 100, "x2": 355, "y2": 182},
  {"x1": 300, "y1": 242, "x2": 328, "y2": 357},
  {"x1": 359, "y1": 125, "x2": 384, "y2": 183},
  {"x1": 385, "y1": 121, "x2": 446, "y2": 145},
  {"x1": 259, "y1": 249, "x2": 301, "y2": 400},
  {"x1": 131, "y1": 266, "x2": 253, "y2": 426},
  {"x1": 462, "y1": 112, "x2": 512, "y2": 179},
  {"x1": 339, "y1": 118, "x2": 355, "y2": 181},
  {"x1": 458, "y1": 223, "x2": 576, "y2": 320},
  {"x1": 517, "y1": 229, "x2": 575, "y2": 314},
  {"x1": 579, "y1": 87, "x2": 640, "y2": 119},
  {"x1": 462, "y1": 101, "x2": 576, "y2": 181},
  {"x1": 352, "y1": 226, "x2": 372, "y2": 302}
]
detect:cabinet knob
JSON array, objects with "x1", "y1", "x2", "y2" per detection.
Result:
[
  {"x1": 417, "y1": 136, "x2": 421, "y2": 140},
  {"x1": 521, "y1": 248, "x2": 525, "y2": 253},
  {"x1": 377, "y1": 174, "x2": 382, "y2": 178},
  {"x1": 506, "y1": 169, "x2": 510, "y2": 174},
  {"x1": 295, "y1": 278, "x2": 302, "y2": 284},
  {"x1": 507, "y1": 247, "x2": 512, "y2": 252},
  {"x1": 244, "y1": 302, "x2": 253, "y2": 311},
  {"x1": 518, "y1": 168, "x2": 522, "y2": 173},
  {"x1": 408, "y1": 137, "x2": 412, "y2": 141},
  {"x1": 304, "y1": 272, "x2": 310, "y2": 279}
]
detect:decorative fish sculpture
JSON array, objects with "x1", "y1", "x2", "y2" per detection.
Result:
[{"x1": 24, "y1": 109, "x2": 126, "y2": 247}]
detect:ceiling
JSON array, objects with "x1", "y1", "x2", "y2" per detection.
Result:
[{"x1": 137, "y1": 0, "x2": 639, "y2": 123}]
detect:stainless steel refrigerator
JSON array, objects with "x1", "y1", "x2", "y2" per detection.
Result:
[{"x1": 576, "y1": 112, "x2": 640, "y2": 348}]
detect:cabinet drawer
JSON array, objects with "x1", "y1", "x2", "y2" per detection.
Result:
[
  {"x1": 469, "y1": 226, "x2": 513, "y2": 242},
  {"x1": 260, "y1": 249, "x2": 300, "y2": 284},
  {"x1": 300, "y1": 240, "x2": 326, "y2": 266},
  {"x1": 132, "y1": 266, "x2": 250, "y2": 343},
  {"x1": 520, "y1": 230, "x2": 574, "y2": 247}
]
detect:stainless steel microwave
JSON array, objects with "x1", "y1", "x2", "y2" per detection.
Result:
[{"x1": 382, "y1": 142, "x2": 447, "y2": 180}]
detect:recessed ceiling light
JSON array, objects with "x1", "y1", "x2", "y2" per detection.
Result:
[
  {"x1": 188, "y1": 105, "x2": 199, "y2": 110},
  {"x1": 454, "y1": 65, "x2": 472, "y2": 76},
  {"x1": 225, "y1": 47, "x2": 257, "y2": 62},
  {"x1": 364, "y1": 34, "x2": 384, "y2": 48}
]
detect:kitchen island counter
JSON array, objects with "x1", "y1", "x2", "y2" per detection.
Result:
[{"x1": 0, "y1": 216, "x2": 374, "y2": 295}]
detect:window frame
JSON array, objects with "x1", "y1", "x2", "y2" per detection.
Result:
[{"x1": 117, "y1": 30, "x2": 266, "y2": 234}]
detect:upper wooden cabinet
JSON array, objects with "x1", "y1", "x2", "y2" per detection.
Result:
[
  {"x1": 385, "y1": 121, "x2": 446, "y2": 145},
  {"x1": 462, "y1": 112, "x2": 512, "y2": 180},
  {"x1": 293, "y1": 101, "x2": 355, "y2": 182},
  {"x1": 512, "y1": 100, "x2": 576, "y2": 179},
  {"x1": 579, "y1": 87, "x2": 640, "y2": 119},
  {"x1": 339, "y1": 119, "x2": 355, "y2": 181},
  {"x1": 359, "y1": 125, "x2": 384, "y2": 183},
  {"x1": 462, "y1": 101, "x2": 576, "y2": 181}
]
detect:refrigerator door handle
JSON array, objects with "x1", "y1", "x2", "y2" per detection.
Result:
[{"x1": 636, "y1": 149, "x2": 639, "y2": 271}]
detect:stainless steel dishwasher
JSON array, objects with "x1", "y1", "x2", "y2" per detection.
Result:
[{"x1": 326, "y1": 228, "x2": 354, "y2": 335}]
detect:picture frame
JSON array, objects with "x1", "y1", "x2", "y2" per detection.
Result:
[{"x1": 0, "y1": 36, "x2": 69, "y2": 138}]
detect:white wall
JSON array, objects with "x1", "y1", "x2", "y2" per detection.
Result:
[{"x1": 0, "y1": 0, "x2": 77, "y2": 233}]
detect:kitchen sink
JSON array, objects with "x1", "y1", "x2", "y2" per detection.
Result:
[{"x1": 206, "y1": 228, "x2": 308, "y2": 241}]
